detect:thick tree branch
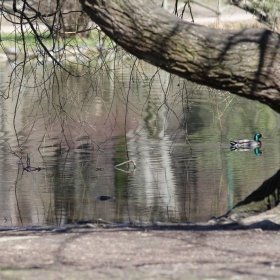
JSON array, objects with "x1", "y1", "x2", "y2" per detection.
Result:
[{"x1": 79, "y1": 0, "x2": 280, "y2": 113}]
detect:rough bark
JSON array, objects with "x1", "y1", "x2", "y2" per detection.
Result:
[{"x1": 79, "y1": 0, "x2": 280, "y2": 113}]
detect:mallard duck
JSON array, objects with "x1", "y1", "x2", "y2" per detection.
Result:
[{"x1": 230, "y1": 133, "x2": 262, "y2": 151}]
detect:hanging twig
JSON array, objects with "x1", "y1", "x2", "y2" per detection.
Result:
[
  {"x1": 187, "y1": 0, "x2": 194, "y2": 23},
  {"x1": 173, "y1": 0, "x2": 179, "y2": 16}
]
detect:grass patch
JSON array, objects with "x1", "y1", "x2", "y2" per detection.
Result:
[{"x1": 0, "y1": 28, "x2": 111, "y2": 51}]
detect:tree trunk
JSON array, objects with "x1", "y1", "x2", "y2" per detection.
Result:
[{"x1": 79, "y1": 0, "x2": 280, "y2": 113}]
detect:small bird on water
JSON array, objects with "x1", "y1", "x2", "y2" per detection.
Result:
[{"x1": 230, "y1": 133, "x2": 262, "y2": 151}]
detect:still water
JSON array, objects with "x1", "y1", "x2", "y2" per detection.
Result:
[{"x1": 0, "y1": 59, "x2": 279, "y2": 226}]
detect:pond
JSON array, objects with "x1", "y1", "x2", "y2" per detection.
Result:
[{"x1": 0, "y1": 58, "x2": 279, "y2": 227}]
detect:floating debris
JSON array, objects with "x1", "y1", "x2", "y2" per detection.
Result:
[
  {"x1": 96, "y1": 196, "x2": 115, "y2": 201},
  {"x1": 95, "y1": 167, "x2": 104, "y2": 171},
  {"x1": 115, "y1": 160, "x2": 136, "y2": 168}
]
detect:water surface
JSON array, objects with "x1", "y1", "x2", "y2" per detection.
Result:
[{"x1": 0, "y1": 60, "x2": 279, "y2": 226}]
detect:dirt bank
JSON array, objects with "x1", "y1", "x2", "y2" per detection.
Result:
[{"x1": 0, "y1": 223, "x2": 278, "y2": 280}]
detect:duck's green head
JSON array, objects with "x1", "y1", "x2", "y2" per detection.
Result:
[{"x1": 254, "y1": 133, "x2": 262, "y2": 141}]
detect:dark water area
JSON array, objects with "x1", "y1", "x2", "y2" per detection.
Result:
[{"x1": 0, "y1": 60, "x2": 279, "y2": 227}]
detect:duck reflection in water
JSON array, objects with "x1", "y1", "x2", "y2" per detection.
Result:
[{"x1": 230, "y1": 133, "x2": 262, "y2": 155}]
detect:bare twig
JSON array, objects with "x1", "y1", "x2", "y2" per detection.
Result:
[{"x1": 115, "y1": 160, "x2": 136, "y2": 169}]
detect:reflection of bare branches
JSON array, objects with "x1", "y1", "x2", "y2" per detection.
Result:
[
  {"x1": 5, "y1": 141, "x2": 22, "y2": 161},
  {"x1": 14, "y1": 160, "x2": 23, "y2": 226},
  {"x1": 5, "y1": 141, "x2": 45, "y2": 172}
]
